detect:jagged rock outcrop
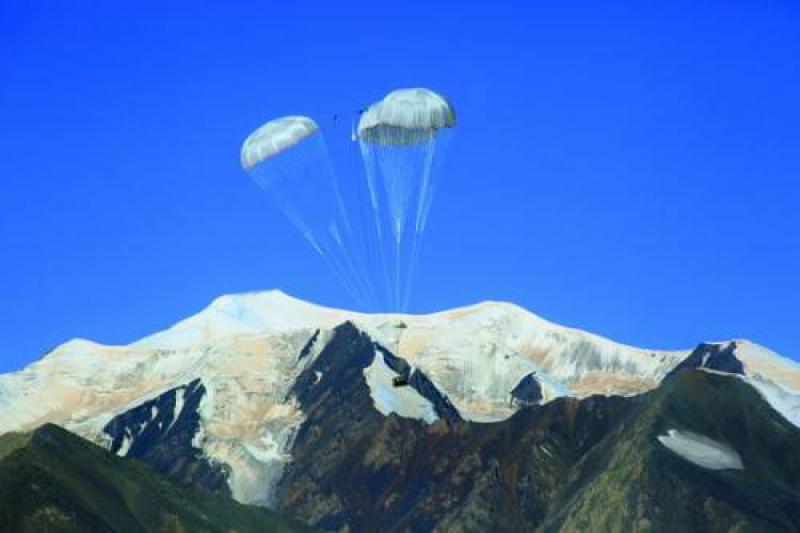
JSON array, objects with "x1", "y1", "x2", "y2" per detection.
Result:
[
  {"x1": 103, "y1": 378, "x2": 230, "y2": 495},
  {"x1": 666, "y1": 341, "x2": 745, "y2": 377},
  {"x1": 511, "y1": 372, "x2": 543, "y2": 407}
]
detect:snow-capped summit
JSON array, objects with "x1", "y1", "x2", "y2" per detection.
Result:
[
  {"x1": 0, "y1": 289, "x2": 798, "y2": 505},
  {"x1": 135, "y1": 290, "x2": 356, "y2": 348}
]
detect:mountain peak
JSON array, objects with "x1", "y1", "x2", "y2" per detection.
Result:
[
  {"x1": 132, "y1": 289, "x2": 559, "y2": 350},
  {"x1": 1, "y1": 288, "x2": 800, "y2": 520},
  {"x1": 134, "y1": 289, "x2": 355, "y2": 348}
]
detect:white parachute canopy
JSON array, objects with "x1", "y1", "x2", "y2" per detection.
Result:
[
  {"x1": 241, "y1": 115, "x2": 375, "y2": 308},
  {"x1": 357, "y1": 88, "x2": 455, "y2": 311},
  {"x1": 241, "y1": 116, "x2": 318, "y2": 169}
]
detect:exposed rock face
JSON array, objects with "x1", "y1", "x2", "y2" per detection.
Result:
[
  {"x1": 103, "y1": 378, "x2": 230, "y2": 495},
  {"x1": 298, "y1": 329, "x2": 321, "y2": 360},
  {"x1": 666, "y1": 341, "x2": 745, "y2": 377},
  {"x1": 274, "y1": 338, "x2": 800, "y2": 531},
  {"x1": 374, "y1": 343, "x2": 463, "y2": 425},
  {"x1": 510, "y1": 372, "x2": 543, "y2": 406},
  {"x1": 80, "y1": 324, "x2": 800, "y2": 532}
]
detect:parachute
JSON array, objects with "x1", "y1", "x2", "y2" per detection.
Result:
[
  {"x1": 240, "y1": 88, "x2": 455, "y2": 313},
  {"x1": 241, "y1": 116, "x2": 376, "y2": 308},
  {"x1": 357, "y1": 88, "x2": 456, "y2": 311}
]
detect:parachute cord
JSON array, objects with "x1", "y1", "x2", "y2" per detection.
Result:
[
  {"x1": 249, "y1": 136, "x2": 374, "y2": 310},
  {"x1": 395, "y1": 236, "x2": 402, "y2": 312},
  {"x1": 360, "y1": 141, "x2": 393, "y2": 310},
  {"x1": 323, "y1": 138, "x2": 380, "y2": 310},
  {"x1": 402, "y1": 137, "x2": 437, "y2": 311}
]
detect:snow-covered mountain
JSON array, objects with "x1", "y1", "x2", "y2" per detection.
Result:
[{"x1": 0, "y1": 289, "x2": 798, "y2": 507}]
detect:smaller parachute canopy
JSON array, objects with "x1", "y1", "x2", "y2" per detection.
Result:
[
  {"x1": 241, "y1": 115, "x2": 319, "y2": 169},
  {"x1": 358, "y1": 88, "x2": 455, "y2": 145}
]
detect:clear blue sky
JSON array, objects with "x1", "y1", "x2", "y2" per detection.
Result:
[{"x1": 1, "y1": 1, "x2": 798, "y2": 371}]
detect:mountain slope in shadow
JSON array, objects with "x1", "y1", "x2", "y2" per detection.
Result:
[
  {"x1": 0, "y1": 423, "x2": 308, "y2": 532},
  {"x1": 274, "y1": 323, "x2": 800, "y2": 532}
]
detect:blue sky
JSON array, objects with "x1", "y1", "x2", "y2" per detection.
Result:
[{"x1": 1, "y1": 1, "x2": 798, "y2": 371}]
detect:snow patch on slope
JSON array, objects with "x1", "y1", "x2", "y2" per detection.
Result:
[
  {"x1": 745, "y1": 376, "x2": 800, "y2": 429},
  {"x1": 692, "y1": 340, "x2": 800, "y2": 428},
  {"x1": 734, "y1": 341, "x2": 800, "y2": 389},
  {"x1": 364, "y1": 351, "x2": 438, "y2": 424},
  {"x1": 366, "y1": 302, "x2": 673, "y2": 421},
  {"x1": 116, "y1": 433, "x2": 133, "y2": 456},
  {"x1": 657, "y1": 429, "x2": 743, "y2": 470},
  {"x1": 187, "y1": 334, "x2": 311, "y2": 506}
]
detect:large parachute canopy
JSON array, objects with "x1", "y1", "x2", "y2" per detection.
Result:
[
  {"x1": 358, "y1": 88, "x2": 456, "y2": 145},
  {"x1": 241, "y1": 115, "x2": 375, "y2": 308},
  {"x1": 357, "y1": 88, "x2": 455, "y2": 311}
]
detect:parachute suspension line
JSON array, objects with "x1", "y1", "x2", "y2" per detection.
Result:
[
  {"x1": 321, "y1": 137, "x2": 380, "y2": 309},
  {"x1": 258, "y1": 176, "x2": 364, "y2": 306},
  {"x1": 250, "y1": 177, "x2": 323, "y2": 256},
  {"x1": 416, "y1": 136, "x2": 438, "y2": 234},
  {"x1": 319, "y1": 247, "x2": 369, "y2": 309},
  {"x1": 325, "y1": 235, "x2": 372, "y2": 310},
  {"x1": 239, "y1": 89, "x2": 455, "y2": 311},
  {"x1": 358, "y1": 127, "x2": 449, "y2": 311},
  {"x1": 419, "y1": 130, "x2": 451, "y2": 235},
  {"x1": 402, "y1": 137, "x2": 437, "y2": 312},
  {"x1": 351, "y1": 140, "x2": 384, "y2": 312},
  {"x1": 268, "y1": 195, "x2": 365, "y2": 306},
  {"x1": 242, "y1": 117, "x2": 379, "y2": 311},
  {"x1": 277, "y1": 135, "x2": 372, "y2": 309},
  {"x1": 312, "y1": 136, "x2": 378, "y2": 309},
  {"x1": 360, "y1": 140, "x2": 394, "y2": 310},
  {"x1": 394, "y1": 233, "x2": 402, "y2": 312}
]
